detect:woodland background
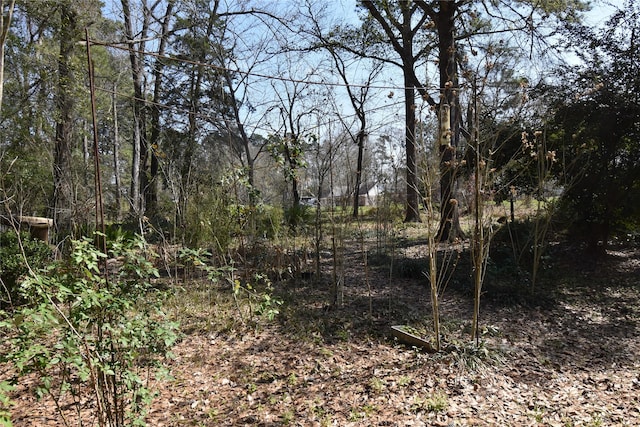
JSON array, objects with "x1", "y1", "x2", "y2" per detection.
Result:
[{"x1": 1, "y1": 0, "x2": 640, "y2": 426}]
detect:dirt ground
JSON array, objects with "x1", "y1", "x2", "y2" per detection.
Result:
[{"x1": 5, "y1": 239, "x2": 640, "y2": 426}]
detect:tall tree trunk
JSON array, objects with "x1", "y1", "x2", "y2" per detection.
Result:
[
  {"x1": 285, "y1": 137, "x2": 301, "y2": 211},
  {"x1": 402, "y1": 1, "x2": 421, "y2": 223},
  {"x1": 121, "y1": 0, "x2": 148, "y2": 219},
  {"x1": 224, "y1": 71, "x2": 257, "y2": 204},
  {"x1": 436, "y1": 1, "x2": 465, "y2": 241},
  {"x1": 178, "y1": 54, "x2": 206, "y2": 231},
  {"x1": 292, "y1": 168, "x2": 300, "y2": 208},
  {"x1": 51, "y1": 3, "x2": 77, "y2": 239},
  {"x1": 112, "y1": 83, "x2": 122, "y2": 221},
  {"x1": 352, "y1": 130, "x2": 365, "y2": 218},
  {"x1": 0, "y1": 0, "x2": 15, "y2": 113},
  {"x1": 146, "y1": 1, "x2": 173, "y2": 220},
  {"x1": 359, "y1": 0, "x2": 425, "y2": 223},
  {"x1": 178, "y1": 109, "x2": 197, "y2": 230},
  {"x1": 404, "y1": 73, "x2": 420, "y2": 222},
  {"x1": 82, "y1": 122, "x2": 90, "y2": 187}
]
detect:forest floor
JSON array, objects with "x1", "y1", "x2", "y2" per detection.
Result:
[{"x1": 5, "y1": 231, "x2": 640, "y2": 426}]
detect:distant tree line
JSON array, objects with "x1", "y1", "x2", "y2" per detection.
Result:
[{"x1": 0, "y1": 0, "x2": 637, "y2": 253}]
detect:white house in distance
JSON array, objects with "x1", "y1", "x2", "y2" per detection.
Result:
[
  {"x1": 317, "y1": 181, "x2": 383, "y2": 208},
  {"x1": 356, "y1": 181, "x2": 383, "y2": 207}
]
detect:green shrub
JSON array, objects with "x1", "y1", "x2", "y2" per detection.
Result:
[
  {"x1": 254, "y1": 204, "x2": 283, "y2": 239},
  {"x1": 0, "y1": 233, "x2": 178, "y2": 426},
  {"x1": 184, "y1": 186, "x2": 240, "y2": 252},
  {"x1": 0, "y1": 380, "x2": 12, "y2": 427},
  {"x1": 104, "y1": 222, "x2": 140, "y2": 243},
  {"x1": 284, "y1": 203, "x2": 313, "y2": 231},
  {"x1": 0, "y1": 230, "x2": 52, "y2": 307}
]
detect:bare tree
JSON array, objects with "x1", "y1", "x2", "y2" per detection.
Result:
[
  {"x1": 266, "y1": 60, "x2": 326, "y2": 221},
  {"x1": 294, "y1": 1, "x2": 385, "y2": 218},
  {"x1": 214, "y1": 12, "x2": 279, "y2": 206},
  {"x1": 357, "y1": 1, "x2": 437, "y2": 222},
  {"x1": 120, "y1": 0, "x2": 146, "y2": 218},
  {"x1": 0, "y1": 0, "x2": 15, "y2": 113},
  {"x1": 146, "y1": 0, "x2": 173, "y2": 220},
  {"x1": 355, "y1": 0, "x2": 589, "y2": 235},
  {"x1": 120, "y1": 0, "x2": 173, "y2": 221}
]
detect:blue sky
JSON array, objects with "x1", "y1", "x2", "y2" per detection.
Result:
[{"x1": 97, "y1": 0, "x2": 622, "y2": 138}]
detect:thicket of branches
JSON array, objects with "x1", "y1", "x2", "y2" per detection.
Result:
[
  {"x1": 0, "y1": 3, "x2": 639, "y2": 424},
  {"x1": 0, "y1": 0, "x2": 638, "y2": 307}
]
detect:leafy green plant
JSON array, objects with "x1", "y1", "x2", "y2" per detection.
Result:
[
  {"x1": 177, "y1": 247, "x2": 212, "y2": 280},
  {"x1": 397, "y1": 375, "x2": 411, "y2": 387},
  {"x1": 0, "y1": 381, "x2": 13, "y2": 427},
  {"x1": 0, "y1": 230, "x2": 52, "y2": 307},
  {"x1": 253, "y1": 204, "x2": 283, "y2": 239},
  {"x1": 411, "y1": 392, "x2": 448, "y2": 413},
  {"x1": 183, "y1": 184, "x2": 240, "y2": 253},
  {"x1": 0, "y1": 233, "x2": 178, "y2": 427},
  {"x1": 284, "y1": 203, "x2": 313, "y2": 231},
  {"x1": 349, "y1": 404, "x2": 377, "y2": 421},
  {"x1": 369, "y1": 377, "x2": 386, "y2": 393},
  {"x1": 177, "y1": 248, "x2": 282, "y2": 325},
  {"x1": 281, "y1": 409, "x2": 295, "y2": 425},
  {"x1": 233, "y1": 273, "x2": 283, "y2": 323}
]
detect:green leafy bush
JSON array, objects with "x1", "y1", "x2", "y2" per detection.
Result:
[
  {"x1": 0, "y1": 230, "x2": 52, "y2": 307},
  {"x1": 0, "y1": 380, "x2": 13, "y2": 427},
  {"x1": 0, "y1": 233, "x2": 178, "y2": 426},
  {"x1": 184, "y1": 185, "x2": 240, "y2": 252},
  {"x1": 284, "y1": 203, "x2": 313, "y2": 231},
  {"x1": 254, "y1": 204, "x2": 283, "y2": 239}
]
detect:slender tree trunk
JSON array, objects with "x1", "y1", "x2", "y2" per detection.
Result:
[
  {"x1": 82, "y1": 122, "x2": 90, "y2": 187},
  {"x1": 436, "y1": 2, "x2": 464, "y2": 240},
  {"x1": 51, "y1": 3, "x2": 77, "y2": 239},
  {"x1": 121, "y1": 0, "x2": 148, "y2": 219},
  {"x1": 0, "y1": 0, "x2": 15, "y2": 113},
  {"x1": 176, "y1": 5, "x2": 220, "y2": 231},
  {"x1": 224, "y1": 71, "x2": 257, "y2": 204},
  {"x1": 239, "y1": 120, "x2": 256, "y2": 200},
  {"x1": 178, "y1": 108, "x2": 197, "y2": 229},
  {"x1": 112, "y1": 84, "x2": 122, "y2": 221},
  {"x1": 360, "y1": 0, "x2": 424, "y2": 223},
  {"x1": 286, "y1": 140, "x2": 301, "y2": 211},
  {"x1": 352, "y1": 130, "x2": 365, "y2": 218},
  {"x1": 402, "y1": 1, "x2": 420, "y2": 223},
  {"x1": 292, "y1": 174, "x2": 300, "y2": 208},
  {"x1": 130, "y1": 110, "x2": 142, "y2": 214},
  {"x1": 404, "y1": 73, "x2": 420, "y2": 222},
  {"x1": 177, "y1": 51, "x2": 206, "y2": 230},
  {"x1": 146, "y1": 1, "x2": 173, "y2": 220},
  {"x1": 283, "y1": 138, "x2": 301, "y2": 212},
  {"x1": 470, "y1": 80, "x2": 483, "y2": 342},
  {"x1": 438, "y1": 104, "x2": 457, "y2": 241}
]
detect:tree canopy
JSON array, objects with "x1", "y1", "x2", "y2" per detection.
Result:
[
  {"x1": 544, "y1": 0, "x2": 640, "y2": 251},
  {"x1": 0, "y1": 0, "x2": 637, "y2": 252}
]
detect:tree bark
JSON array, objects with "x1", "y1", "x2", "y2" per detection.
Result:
[
  {"x1": 146, "y1": 1, "x2": 173, "y2": 220},
  {"x1": 435, "y1": 1, "x2": 465, "y2": 240},
  {"x1": 0, "y1": 0, "x2": 15, "y2": 113},
  {"x1": 112, "y1": 83, "x2": 122, "y2": 221},
  {"x1": 224, "y1": 71, "x2": 257, "y2": 204},
  {"x1": 51, "y1": 3, "x2": 77, "y2": 239},
  {"x1": 359, "y1": 0, "x2": 426, "y2": 222},
  {"x1": 352, "y1": 130, "x2": 365, "y2": 218},
  {"x1": 121, "y1": 0, "x2": 148, "y2": 219},
  {"x1": 404, "y1": 72, "x2": 420, "y2": 222}
]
